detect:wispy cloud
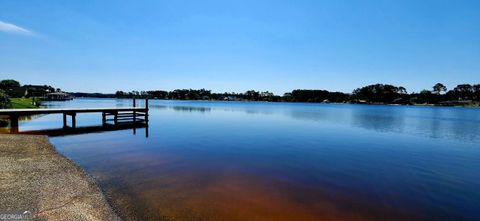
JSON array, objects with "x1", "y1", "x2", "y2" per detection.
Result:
[{"x1": 0, "y1": 21, "x2": 35, "y2": 36}]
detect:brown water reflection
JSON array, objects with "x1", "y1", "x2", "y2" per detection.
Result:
[
  {"x1": 92, "y1": 150, "x2": 425, "y2": 221},
  {"x1": 102, "y1": 170, "x2": 426, "y2": 221}
]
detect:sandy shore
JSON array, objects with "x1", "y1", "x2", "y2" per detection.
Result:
[{"x1": 0, "y1": 134, "x2": 120, "y2": 221}]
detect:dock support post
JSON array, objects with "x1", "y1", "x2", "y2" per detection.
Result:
[
  {"x1": 114, "y1": 111, "x2": 118, "y2": 125},
  {"x1": 63, "y1": 113, "x2": 67, "y2": 128},
  {"x1": 133, "y1": 97, "x2": 136, "y2": 125},
  {"x1": 102, "y1": 112, "x2": 106, "y2": 125},
  {"x1": 71, "y1": 113, "x2": 76, "y2": 129},
  {"x1": 145, "y1": 125, "x2": 149, "y2": 138},
  {"x1": 145, "y1": 98, "x2": 149, "y2": 124},
  {"x1": 10, "y1": 114, "x2": 19, "y2": 134}
]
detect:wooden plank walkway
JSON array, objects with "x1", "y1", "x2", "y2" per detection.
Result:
[{"x1": 0, "y1": 98, "x2": 149, "y2": 134}]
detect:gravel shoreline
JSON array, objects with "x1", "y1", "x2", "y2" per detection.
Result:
[{"x1": 0, "y1": 134, "x2": 120, "y2": 221}]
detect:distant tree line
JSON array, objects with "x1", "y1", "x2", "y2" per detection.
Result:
[
  {"x1": 111, "y1": 83, "x2": 480, "y2": 106},
  {"x1": 114, "y1": 89, "x2": 283, "y2": 101},
  {"x1": 348, "y1": 83, "x2": 480, "y2": 106},
  {"x1": 70, "y1": 92, "x2": 115, "y2": 98},
  {"x1": 2, "y1": 78, "x2": 479, "y2": 107},
  {"x1": 283, "y1": 90, "x2": 350, "y2": 103}
]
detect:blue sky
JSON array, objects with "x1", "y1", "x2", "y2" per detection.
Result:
[{"x1": 0, "y1": 0, "x2": 479, "y2": 94}]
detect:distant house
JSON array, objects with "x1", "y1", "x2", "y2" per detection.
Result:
[
  {"x1": 223, "y1": 96, "x2": 243, "y2": 101},
  {"x1": 4, "y1": 85, "x2": 56, "y2": 98},
  {"x1": 44, "y1": 92, "x2": 74, "y2": 101},
  {"x1": 24, "y1": 85, "x2": 55, "y2": 97},
  {"x1": 350, "y1": 99, "x2": 368, "y2": 104}
]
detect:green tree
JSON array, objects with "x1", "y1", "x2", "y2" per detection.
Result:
[
  {"x1": 352, "y1": 84, "x2": 406, "y2": 103},
  {"x1": 472, "y1": 84, "x2": 480, "y2": 101},
  {"x1": 0, "y1": 89, "x2": 9, "y2": 108},
  {"x1": 453, "y1": 84, "x2": 473, "y2": 100},
  {"x1": 433, "y1": 83, "x2": 447, "y2": 95},
  {"x1": 0, "y1": 79, "x2": 20, "y2": 89}
]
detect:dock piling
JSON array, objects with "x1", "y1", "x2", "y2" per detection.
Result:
[
  {"x1": 114, "y1": 111, "x2": 118, "y2": 125},
  {"x1": 71, "y1": 113, "x2": 76, "y2": 129},
  {"x1": 145, "y1": 98, "x2": 149, "y2": 123},
  {"x1": 102, "y1": 112, "x2": 106, "y2": 125},
  {"x1": 10, "y1": 114, "x2": 19, "y2": 134},
  {"x1": 133, "y1": 97, "x2": 136, "y2": 125},
  {"x1": 63, "y1": 113, "x2": 67, "y2": 128}
]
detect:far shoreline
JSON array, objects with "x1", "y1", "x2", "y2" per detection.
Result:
[{"x1": 70, "y1": 97, "x2": 480, "y2": 108}]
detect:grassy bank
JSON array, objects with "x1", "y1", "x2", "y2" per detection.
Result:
[{"x1": 7, "y1": 98, "x2": 40, "y2": 108}]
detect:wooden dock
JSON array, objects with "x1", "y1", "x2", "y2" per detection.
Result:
[{"x1": 0, "y1": 99, "x2": 149, "y2": 134}]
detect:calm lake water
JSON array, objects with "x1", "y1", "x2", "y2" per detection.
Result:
[{"x1": 13, "y1": 99, "x2": 480, "y2": 220}]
